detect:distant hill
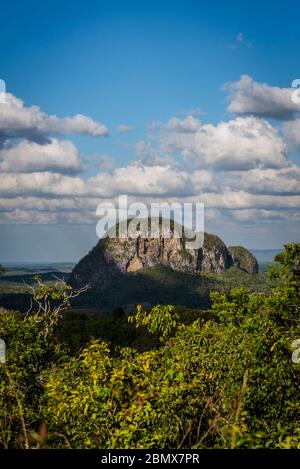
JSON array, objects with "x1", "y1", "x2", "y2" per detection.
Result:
[
  {"x1": 0, "y1": 240, "x2": 273, "y2": 313},
  {"x1": 70, "y1": 225, "x2": 258, "y2": 288},
  {"x1": 69, "y1": 222, "x2": 260, "y2": 309}
]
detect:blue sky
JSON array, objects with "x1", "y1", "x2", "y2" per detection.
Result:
[
  {"x1": 3, "y1": 1, "x2": 299, "y2": 140},
  {"x1": 0, "y1": 0, "x2": 300, "y2": 262}
]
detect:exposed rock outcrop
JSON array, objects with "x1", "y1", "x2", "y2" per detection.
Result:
[
  {"x1": 70, "y1": 222, "x2": 258, "y2": 291},
  {"x1": 198, "y1": 233, "x2": 232, "y2": 274}
]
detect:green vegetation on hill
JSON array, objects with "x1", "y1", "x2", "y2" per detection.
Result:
[
  {"x1": 203, "y1": 232, "x2": 226, "y2": 250},
  {"x1": 0, "y1": 243, "x2": 299, "y2": 449},
  {"x1": 0, "y1": 264, "x2": 274, "y2": 313},
  {"x1": 228, "y1": 246, "x2": 258, "y2": 274},
  {"x1": 73, "y1": 265, "x2": 273, "y2": 310}
]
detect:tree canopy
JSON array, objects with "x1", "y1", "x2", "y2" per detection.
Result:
[{"x1": 0, "y1": 244, "x2": 299, "y2": 449}]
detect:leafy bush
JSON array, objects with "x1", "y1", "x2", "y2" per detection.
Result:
[{"x1": 0, "y1": 244, "x2": 299, "y2": 448}]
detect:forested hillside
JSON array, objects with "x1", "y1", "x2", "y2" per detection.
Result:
[{"x1": 0, "y1": 243, "x2": 299, "y2": 449}]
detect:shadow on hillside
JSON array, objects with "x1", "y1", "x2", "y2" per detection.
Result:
[{"x1": 72, "y1": 266, "x2": 224, "y2": 310}]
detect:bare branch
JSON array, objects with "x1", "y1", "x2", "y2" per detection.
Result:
[{"x1": 22, "y1": 277, "x2": 90, "y2": 337}]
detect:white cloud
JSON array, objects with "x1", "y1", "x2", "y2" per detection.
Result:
[
  {"x1": 159, "y1": 115, "x2": 201, "y2": 134},
  {"x1": 0, "y1": 92, "x2": 108, "y2": 145},
  {"x1": 116, "y1": 124, "x2": 134, "y2": 133},
  {"x1": 235, "y1": 167, "x2": 300, "y2": 195},
  {"x1": 0, "y1": 196, "x2": 97, "y2": 212},
  {"x1": 0, "y1": 85, "x2": 299, "y2": 242},
  {"x1": 199, "y1": 190, "x2": 300, "y2": 210},
  {"x1": 0, "y1": 172, "x2": 88, "y2": 197},
  {"x1": 0, "y1": 138, "x2": 84, "y2": 174},
  {"x1": 1, "y1": 183, "x2": 300, "y2": 226},
  {"x1": 135, "y1": 139, "x2": 156, "y2": 158},
  {"x1": 167, "y1": 115, "x2": 202, "y2": 133},
  {"x1": 141, "y1": 153, "x2": 179, "y2": 168},
  {"x1": 90, "y1": 164, "x2": 213, "y2": 198},
  {"x1": 0, "y1": 163, "x2": 213, "y2": 199},
  {"x1": 159, "y1": 115, "x2": 287, "y2": 170},
  {"x1": 224, "y1": 75, "x2": 300, "y2": 119},
  {"x1": 229, "y1": 208, "x2": 300, "y2": 223},
  {"x1": 0, "y1": 208, "x2": 97, "y2": 224},
  {"x1": 95, "y1": 154, "x2": 115, "y2": 171},
  {"x1": 151, "y1": 115, "x2": 202, "y2": 133},
  {"x1": 283, "y1": 118, "x2": 300, "y2": 147},
  {"x1": 0, "y1": 209, "x2": 34, "y2": 224}
]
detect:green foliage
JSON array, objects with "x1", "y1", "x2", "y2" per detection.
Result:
[
  {"x1": 0, "y1": 244, "x2": 299, "y2": 448},
  {"x1": 0, "y1": 262, "x2": 272, "y2": 312},
  {"x1": 0, "y1": 307, "x2": 64, "y2": 448},
  {"x1": 33, "y1": 276, "x2": 72, "y2": 302},
  {"x1": 55, "y1": 310, "x2": 150, "y2": 355},
  {"x1": 128, "y1": 304, "x2": 179, "y2": 340},
  {"x1": 269, "y1": 242, "x2": 300, "y2": 285},
  {"x1": 203, "y1": 233, "x2": 227, "y2": 251}
]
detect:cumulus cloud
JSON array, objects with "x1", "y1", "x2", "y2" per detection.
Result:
[
  {"x1": 0, "y1": 92, "x2": 109, "y2": 145},
  {"x1": 141, "y1": 153, "x2": 179, "y2": 168},
  {"x1": 135, "y1": 139, "x2": 155, "y2": 158},
  {"x1": 283, "y1": 118, "x2": 300, "y2": 147},
  {"x1": 0, "y1": 84, "x2": 299, "y2": 238},
  {"x1": 89, "y1": 164, "x2": 213, "y2": 198},
  {"x1": 95, "y1": 154, "x2": 115, "y2": 171},
  {"x1": 235, "y1": 167, "x2": 300, "y2": 195},
  {"x1": 0, "y1": 138, "x2": 84, "y2": 174},
  {"x1": 159, "y1": 115, "x2": 288, "y2": 170},
  {"x1": 166, "y1": 115, "x2": 202, "y2": 133},
  {"x1": 1, "y1": 177, "x2": 299, "y2": 225},
  {"x1": 116, "y1": 124, "x2": 134, "y2": 133},
  {"x1": 0, "y1": 161, "x2": 215, "y2": 223},
  {"x1": 224, "y1": 75, "x2": 300, "y2": 119},
  {"x1": 229, "y1": 208, "x2": 300, "y2": 223},
  {"x1": 199, "y1": 190, "x2": 300, "y2": 210},
  {"x1": 0, "y1": 163, "x2": 213, "y2": 199},
  {"x1": 0, "y1": 208, "x2": 97, "y2": 224},
  {"x1": 151, "y1": 115, "x2": 202, "y2": 133},
  {"x1": 0, "y1": 172, "x2": 88, "y2": 198}
]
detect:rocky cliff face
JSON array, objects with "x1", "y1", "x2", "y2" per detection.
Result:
[
  {"x1": 70, "y1": 225, "x2": 258, "y2": 290},
  {"x1": 228, "y1": 246, "x2": 259, "y2": 275}
]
